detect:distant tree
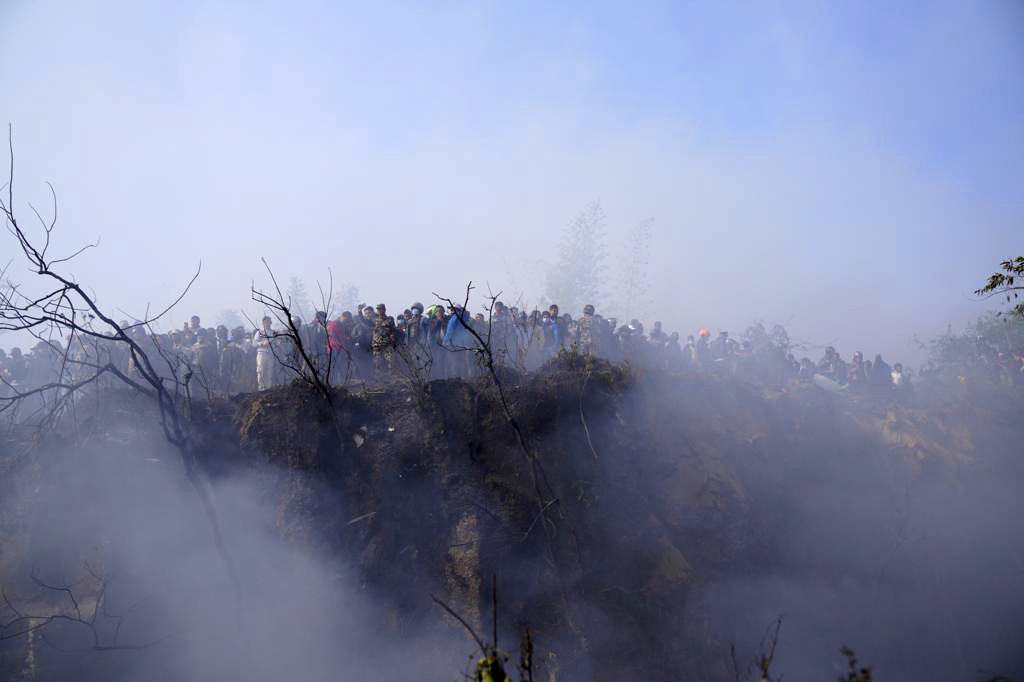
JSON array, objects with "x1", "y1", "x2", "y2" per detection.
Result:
[
  {"x1": 545, "y1": 201, "x2": 608, "y2": 315},
  {"x1": 216, "y1": 308, "x2": 243, "y2": 329},
  {"x1": 975, "y1": 256, "x2": 1024, "y2": 317},
  {"x1": 612, "y1": 217, "x2": 654, "y2": 321},
  {"x1": 285, "y1": 276, "x2": 313, "y2": 321},
  {"x1": 924, "y1": 312, "x2": 1024, "y2": 369},
  {"x1": 330, "y1": 283, "x2": 360, "y2": 316}
]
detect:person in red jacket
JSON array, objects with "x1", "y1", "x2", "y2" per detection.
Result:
[{"x1": 326, "y1": 316, "x2": 349, "y2": 384}]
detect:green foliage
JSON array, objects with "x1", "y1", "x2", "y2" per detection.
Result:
[
  {"x1": 975, "y1": 256, "x2": 1024, "y2": 317},
  {"x1": 926, "y1": 312, "x2": 1024, "y2": 365}
]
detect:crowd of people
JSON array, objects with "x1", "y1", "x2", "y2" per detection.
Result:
[{"x1": 2, "y1": 299, "x2": 1023, "y2": 405}]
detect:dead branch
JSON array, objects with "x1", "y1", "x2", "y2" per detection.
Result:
[
  {"x1": 431, "y1": 594, "x2": 486, "y2": 656},
  {"x1": 0, "y1": 127, "x2": 241, "y2": 624},
  {"x1": 250, "y1": 258, "x2": 333, "y2": 401},
  {"x1": 1, "y1": 565, "x2": 173, "y2": 652}
]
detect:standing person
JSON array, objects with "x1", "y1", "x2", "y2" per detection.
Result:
[
  {"x1": 405, "y1": 303, "x2": 425, "y2": 346},
  {"x1": 217, "y1": 326, "x2": 245, "y2": 393},
  {"x1": 872, "y1": 354, "x2": 893, "y2": 393},
  {"x1": 541, "y1": 309, "x2": 556, "y2": 356},
  {"x1": 443, "y1": 304, "x2": 475, "y2": 377},
  {"x1": 710, "y1": 331, "x2": 731, "y2": 361},
  {"x1": 695, "y1": 329, "x2": 711, "y2": 367},
  {"x1": 371, "y1": 303, "x2": 397, "y2": 377},
  {"x1": 253, "y1": 316, "x2": 276, "y2": 391},
  {"x1": 847, "y1": 351, "x2": 867, "y2": 391},
  {"x1": 664, "y1": 331, "x2": 684, "y2": 371},
  {"x1": 525, "y1": 311, "x2": 547, "y2": 370},
  {"x1": 286, "y1": 314, "x2": 305, "y2": 374},
  {"x1": 426, "y1": 304, "x2": 448, "y2": 378},
  {"x1": 404, "y1": 302, "x2": 428, "y2": 374},
  {"x1": 548, "y1": 304, "x2": 564, "y2": 349},
  {"x1": 490, "y1": 301, "x2": 514, "y2": 368},
  {"x1": 326, "y1": 315, "x2": 349, "y2": 384},
  {"x1": 891, "y1": 362, "x2": 912, "y2": 403},
  {"x1": 192, "y1": 327, "x2": 220, "y2": 391},
  {"x1": 306, "y1": 311, "x2": 329, "y2": 377},
  {"x1": 349, "y1": 307, "x2": 373, "y2": 381},
  {"x1": 575, "y1": 304, "x2": 598, "y2": 355},
  {"x1": 650, "y1": 321, "x2": 667, "y2": 347}
]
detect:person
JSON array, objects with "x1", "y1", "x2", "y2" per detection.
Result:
[
  {"x1": 650, "y1": 321, "x2": 667, "y2": 346},
  {"x1": 891, "y1": 362, "x2": 912, "y2": 401},
  {"x1": 192, "y1": 327, "x2": 220, "y2": 389},
  {"x1": 349, "y1": 308, "x2": 373, "y2": 380},
  {"x1": 253, "y1": 316, "x2": 276, "y2": 390},
  {"x1": 548, "y1": 304, "x2": 564, "y2": 348},
  {"x1": 832, "y1": 352, "x2": 848, "y2": 386},
  {"x1": 490, "y1": 301, "x2": 516, "y2": 367},
  {"x1": 371, "y1": 303, "x2": 398, "y2": 376},
  {"x1": 189, "y1": 315, "x2": 201, "y2": 332},
  {"x1": 684, "y1": 335, "x2": 698, "y2": 367},
  {"x1": 663, "y1": 331, "x2": 683, "y2": 371},
  {"x1": 710, "y1": 330, "x2": 731, "y2": 361},
  {"x1": 539, "y1": 310, "x2": 555, "y2": 354},
  {"x1": 425, "y1": 304, "x2": 448, "y2": 377},
  {"x1": 217, "y1": 326, "x2": 246, "y2": 392},
  {"x1": 444, "y1": 304, "x2": 476, "y2": 377},
  {"x1": 784, "y1": 352, "x2": 800, "y2": 380},
  {"x1": 695, "y1": 329, "x2": 711, "y2": 366},
  {"x1": 847, "y1": 351, "x2": 867, "y2": 391},
  {"x1": 575, "y1": 304, "x2": 598, "y2": 354},
  {"x1": 816, "y1": 346, "x2": 847, "y2": 385},
  {"x1": 326, "y1": 315, "x2": 349, "y2": 383},
  {"x1": 798, "y1": 357, "x2": 817, "y2": 383},
  {"x1": 619, "y1": 320, "x2": 645, "y2": 357},
  {"x1": 406, "y1": 303, "x2": 425, "y2": 346},
  {"x1": 871, "y1": 354, "x2": 892, "y2": 392},
  {"x1": 5, "y1": 347, "x2": 27, "y2": 384}
]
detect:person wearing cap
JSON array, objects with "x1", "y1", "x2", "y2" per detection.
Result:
[
  {"x1": 575, "y1": 304, "x2": 598, "y2": 355},
  {"x1": 371, "y1": 303, "x2": 398, "y2": 377},
  {"x1": 406, "y1": 302, "x2": 425, "y2": 345}
]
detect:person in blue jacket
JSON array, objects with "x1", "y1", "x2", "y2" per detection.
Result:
[
  {"x1": 443, "y1": 305, "x2": 477, "y2": 377},
  {"x1": 443, "y1": 305, "x2": 474, "y2": 349}
]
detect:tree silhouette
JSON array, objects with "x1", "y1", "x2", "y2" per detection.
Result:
[{"x1": 545, "y1": 201, "x2": 608, "y2": 315}]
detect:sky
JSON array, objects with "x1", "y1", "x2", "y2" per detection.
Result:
[{"x1": 1, "y1": 0, "x2": 1022, "y2": 363}]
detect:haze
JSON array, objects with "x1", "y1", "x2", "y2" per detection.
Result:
[{"x1": 2, "y1": 0, "x2": 1022, "y2": 363}]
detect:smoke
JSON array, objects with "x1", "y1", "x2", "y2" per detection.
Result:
[
  {"x1": 0, "y1": 430, "x2": 466, "y2": 681},
  {"x1": 677, "y1": 387, "x2": 1024, "y2": 681}
]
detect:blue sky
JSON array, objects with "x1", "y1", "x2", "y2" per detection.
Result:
[{"x1": 1, "y1": 0, "x2": 1022, "y2": 362}]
